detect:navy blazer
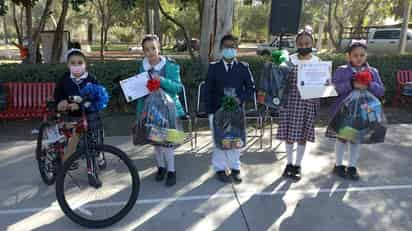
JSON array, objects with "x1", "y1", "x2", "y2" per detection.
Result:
[
  {"x1": 54, "y1": 72, "x2": 98, "y2": 116},
  {"x1": 205, "y1": 60, "x2": 255, "y2": 114}
]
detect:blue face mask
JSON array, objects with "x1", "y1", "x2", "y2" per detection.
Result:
[{"x1": 222, "y1": 48, "x2": 237, "y2": 59}]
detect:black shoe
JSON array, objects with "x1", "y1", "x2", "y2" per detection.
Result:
[
  {"x1": 88, "y1": 174, "x2": 102, "y2": 188},
  {"x1": 347, "y1": 167, "x2": 360, "y2": 181},
  {"x1": 333, "y1": 165, "x2": 347, "y2": 178},
  {"x1": 165, "y1": 171, "x2": 176, "y2": 187},
  {"x1": 282, "y1": 164, "x2": 294, "y2": 178},
  {"x1": 155, "y1": 167, "x2": 166, "y2": 182},
  {"x1": 216, "y1": 171, "x2": 231, "y2": 183},
  {"x1": 291, "y1": 165, "x2": 302, "y2": 181},
  {"x1": 231, "y1": 169, "x2": 242, "y2": 183}
]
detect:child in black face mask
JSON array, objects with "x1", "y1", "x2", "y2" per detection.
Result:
[{"x1": 276, "y1": 29, "x2": 322, "y2": 181}]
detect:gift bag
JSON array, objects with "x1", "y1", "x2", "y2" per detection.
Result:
[
  {"x1": 139, "y1": 88, "x2": 185, "y2": 147},
  {"x1": 257, "y1": 50, "x2": 290, "y2": 108},
  {"x1": 329, "y1": 90, "x2": 387, "y2": 144},
  {"x1": 213, "y1": 88, "x2": 246, "y2": 150}
]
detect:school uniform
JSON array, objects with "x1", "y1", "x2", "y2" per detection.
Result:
[
  {"x1": 276, "y1": 54, "x2": 321, "y2": 143},
  {"x1": 135, "y1": 56, "x2": 184, "y2": 173},
  {"x1": 205, "y1": 59, "x2": 255, "y2": 172},
  {"x1": 326, "y1": 63, "x2": 385, "y2": 173}
]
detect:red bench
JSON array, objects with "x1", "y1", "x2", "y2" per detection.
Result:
[
  {"x1": 393, "y1": 70, "x2": 412, "y2": 107},
  {"x1": 0, "y1": 82, "x2": 55, "y2": 120}
]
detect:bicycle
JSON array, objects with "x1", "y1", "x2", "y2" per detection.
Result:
[
  {"x1": 35, "y1": 101, "x2": 105, "y2": 185},
  {"x1": 37, "y1": 96, "x2": 139, "y2": 228}
]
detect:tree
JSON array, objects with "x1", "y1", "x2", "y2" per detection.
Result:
[
  {"x1": 200, "y1": 0, "x2": 234, "y2": 69},
  {"x1": 399, "y1": 0, "x2": 411, "y2": 54}
]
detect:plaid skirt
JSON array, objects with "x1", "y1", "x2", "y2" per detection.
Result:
[{"x1": 276, "y1": 66, "x2": 319, "y2": 143}]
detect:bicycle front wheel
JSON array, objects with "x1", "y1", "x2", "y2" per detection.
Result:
[{"x1": 55, "y1": 144, "x2": 140, "y2": 228}]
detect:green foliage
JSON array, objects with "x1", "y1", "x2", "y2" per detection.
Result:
[
  {"x1": 1, "y1": 55, "x2": 411, "y2": 111},
  {"x1": 236, "y1": 4, "x2": 269, "y2": 41},
  {"x1": 111, "y1": 27, "x2": 136, "y2": 43}
]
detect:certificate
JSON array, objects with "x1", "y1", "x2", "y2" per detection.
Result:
[
  {"x1": 297, "y1": 61, "x2": 337, "y2": 99},
  {"x1": 120, "y1": 72, "x2": 150, "y2": 102}
]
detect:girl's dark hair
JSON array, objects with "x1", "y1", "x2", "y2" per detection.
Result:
[
  {"x1": 346, "y1": 42, "x2": 367, "y2": 53},
  {"x1": 141, "y1": 34, "x2": 160, "y2": 48},
  {"x1": 66, "y1": 42, "x2": 86, "y2": 62},
  {"x1": 220, "y1": 34, "x2": 238, "y2": 48},
  {"x1": 296, "y1": 31, "x2": 314, "y2": 43}
]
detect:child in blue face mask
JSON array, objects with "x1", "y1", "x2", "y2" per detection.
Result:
[{"x1": 205, "y1": 34, "x2": 256, "y2": 184}]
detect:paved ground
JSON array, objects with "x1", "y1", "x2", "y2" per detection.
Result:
[{"x1": 0, "y1": 123, "x2": 412, "y2": 231}]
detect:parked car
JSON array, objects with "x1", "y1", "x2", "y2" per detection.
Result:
[
  {"x1": 256, "y1": 37, "x2": 296, "y2": 55},
  {"x1": 340, "y1": 28, "x2": 412, "y2": 53},
  {"x1": 173, "y1": 39, "x2": 200, "y2": 52}
]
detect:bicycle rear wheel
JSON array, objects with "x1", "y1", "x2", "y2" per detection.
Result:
[{"x1": 55, "y1": 144, "x2": 139, "y2": 228}]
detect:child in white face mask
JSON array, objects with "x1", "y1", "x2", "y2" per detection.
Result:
[{"x1": 54, "y1": 42, "x2": 109, "y2": 168}]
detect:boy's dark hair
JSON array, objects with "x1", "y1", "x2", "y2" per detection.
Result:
[
  {"x1": 296, "y1": 31, "x2": 314, "y2": 43},
  {"x1": 220, "y1": 34, "x2": 238, "y2": 49},
  {"x1": 346, "y1": 41, "x2": 368, "y2": 54},
  {"x1": 141, "y1": 34, "x2": 160, "y2": 48},
  {"x1": 66, "y1": 41, "x2": 86, "y2": 62}
]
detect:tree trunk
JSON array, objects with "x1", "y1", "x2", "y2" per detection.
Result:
[
  {"x1": 212, "y1": 0, "x2": 234, "y2": 59},
  {"x1": 88, "y1": 22, "x2": 93, "y2": 44},
  {"x1": 399, "y1": 0, "x2": 411, "y2": 54},
  {"x1": 3, "y1": 16, "x2": 8, "y2": 44},
  {"x1": 153, "y1": 0, "x2": 162, "y2": 47},
  {"x1": 100, "y1": 18, "x2": 105, "y2": 60},
  {"x1": 200, "y1": 0, "x2": 216, "y2": 70},
  {"x1": 31, "y1": 0, "x2": 53, "y2": 64},
  {"x1": 158, "y1": 1, "x2": 196, "y2": 61},
  {"x1": 25, "y1": 5, "x2": 33, "y2": 63},
  {"x1": 19, "y1": 6, "x2": 24, "y2": 39},
  {"x1": 144, "y1": 0, "x2": 152, "y2": 34},
  {"x1": 316, "y1": 20, "x2": 325, "y2": 51},
  {"x1": 51, "y1": 0, "x2": 69, "y2": 64},
  {"x1": 353, "y1": 1, "x2": 374, "y2": 35},
  {"x1": 12, "y1": 3, "x2": 22, "y2": 45}
]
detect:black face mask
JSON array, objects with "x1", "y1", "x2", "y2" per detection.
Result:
[{"x1": 297, "y1": 48, "x2": 312, "y2": 56}]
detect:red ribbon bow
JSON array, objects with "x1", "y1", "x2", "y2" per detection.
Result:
[
  {"x1": 355, "y1": 70, "x2": 372, "y2": 86},
  {"x1": 147, "y1": 79, "x2": 161, "y2": 92}
]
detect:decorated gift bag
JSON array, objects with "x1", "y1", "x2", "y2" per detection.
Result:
[
  {"x1": 257, "y1": 50, "x2": 290, "y2": 108},
  {"x1": 213, "y1": 88, "x2": 246, "y2": 150},
  {"x1": 329, "y1": 90, "x2": 387, "y2": 144},
  {"x1": 135, "y1": 78, "x2": 186, "y2": 146}
]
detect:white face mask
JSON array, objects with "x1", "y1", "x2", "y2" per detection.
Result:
[{"x1": 70, "y1": 64, "x2": 86, "y2": 76}]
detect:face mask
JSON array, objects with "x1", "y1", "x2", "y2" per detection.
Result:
[
  {"x1": 297, "y1": 48, "x2": 312, "y2": 56},
  {"x1": 222, "y1": 48, "x2": 237, "y2": 59},
  {"x1": 70, "y1": 64, "x2": 86, "y2": 76}
]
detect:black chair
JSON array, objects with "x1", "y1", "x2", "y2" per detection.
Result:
[
  {"x1": 193, "y1": 81, "x2": 209, "y2": 148},
  {"x1": 244, "y1": 93, "x2": 264, "y2": 149},
  {"x1": 264, "y1": 107, "x2": 281, "y2": 149},
  {"x1": 178, "y1": 84, "x2": 194, "y2": 150}
]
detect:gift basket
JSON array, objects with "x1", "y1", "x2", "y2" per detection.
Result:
[
  {"x1": 329, "y1": 90, "x2": 387, "y2": 144},
  {"x1": 257, "y1": 49, "x2": 290, "y2": 108},
  {"x1": 213, "y1": 88, "x2": 246, "y2": 150},
  {"x1": 134, "y1": 77, "x2": 186, "y2": 147}
]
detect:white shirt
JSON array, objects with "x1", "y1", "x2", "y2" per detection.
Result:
[
  {"x1": 142, "y1": 56, "x2": 167, "y2": 72},
  {"x1": 290, "y1": 53, "x2": 320, "y2": 65},
  {"x1": 70, "y1": 72, "x2": 89, "y2": 84},
  {"x1": 223, "y1": 59, "x2": 237, "y2": 72}
]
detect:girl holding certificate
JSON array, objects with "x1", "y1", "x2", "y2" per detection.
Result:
[
  {"x1": 276, "y1": 29, "x2": 321, "y2": 181},
  {"x1": 326, "y1": 40, "x2": 385, "y2": 181},
  {"x1": 135, "y1": 35, "x2": 185, "y2": 187}
]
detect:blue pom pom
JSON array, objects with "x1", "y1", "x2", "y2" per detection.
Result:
[{"x1": 80, "y1": 83, "x2": 109, "y2": 112}]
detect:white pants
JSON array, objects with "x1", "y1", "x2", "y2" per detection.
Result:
[
  {"x1": 154, "y1": 146, "x2": 175, "y2": 172},
  {"x1": 209, "y1": 114, "x2": 241, "y2": 171}
]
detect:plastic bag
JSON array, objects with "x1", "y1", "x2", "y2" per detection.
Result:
[
  {"x1": 213, "y1": 88, "x2": 246, "y2": 150},
  {"x1": 329, "y1": 90, "x2": 387, "y2": 144},
  {"x1": 137, "y1": 89, "x2": 185, "y2": 146},
  {"x1": 257, "y1": 61, "x2": 290, "y2": 109}
]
